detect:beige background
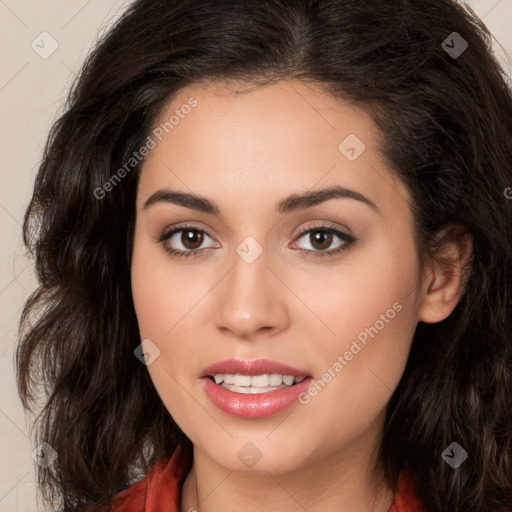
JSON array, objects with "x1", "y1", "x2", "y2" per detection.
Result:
[{"x1": 1, "y1": 1, "x2": 511, "y2": 510}]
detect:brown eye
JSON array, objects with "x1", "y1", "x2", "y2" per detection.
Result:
[
  {"x1": 293, "y1": 223, "x2": 356, "y2": 259},
  {"x1": 308, "y1": 230, "x2": 333, "y2": 251},
  {"x1": 158, "y1": 225, "x2": 219, "y2": 260},
  {"x1": 180, "y1": 229, "x2": 204, "y2": 250}
]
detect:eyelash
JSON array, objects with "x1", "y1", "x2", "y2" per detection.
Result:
[{"x1": 157, "y1": 222, "x2": 357, "y2": 260}]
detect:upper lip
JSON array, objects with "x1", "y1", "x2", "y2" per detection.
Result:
[{"x1": 200, "y1": 359, "x2": 310, "y2": 378}]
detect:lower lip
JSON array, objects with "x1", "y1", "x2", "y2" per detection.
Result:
[{"x1": 202, "y1": 377, "x2": 313, "y2": 419}]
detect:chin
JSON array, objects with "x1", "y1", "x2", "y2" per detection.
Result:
[{"x1": 200, "y1": 435, "x2": 312, "y2": 474}]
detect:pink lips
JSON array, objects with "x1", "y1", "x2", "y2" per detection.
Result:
[
  {"x1": 201, "y1": 359, "x2": 312, "y2": 419},
  {"x1": 200, "y1": 358, "x2": 309, "y2": 378}
]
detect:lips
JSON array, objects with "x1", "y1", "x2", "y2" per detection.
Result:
[
  {"x1": 200, "y1": 358, "x2": 310, "y2": 378},
  {"x1": 200, "y1": 359, "x2": 313, "y2": 419}
]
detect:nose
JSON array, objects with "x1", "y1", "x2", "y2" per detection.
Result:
[{"x1": 213, "y1": 244, "x2": 290, "y2": 341}]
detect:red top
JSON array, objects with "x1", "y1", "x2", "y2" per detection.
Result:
[{"x1": 103, "y1": 442, "x2": 425, "y2": 512}]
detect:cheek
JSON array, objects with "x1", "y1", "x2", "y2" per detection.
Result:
[
  {"x1": 130, "y1": 240, "x2": 203, "y2": 429},
  {"x1": 131, "y1": 231, "x2": 206, "y2": 339},
  {"x1": 296, "y1": 230, "x2": 420, "y2": 436},
  {"x1": 298, "y1": 221, "x2": 420, "y2": 345},
  {"x1": 130, "y1": 235, "x2": 213, "y2": 401}
]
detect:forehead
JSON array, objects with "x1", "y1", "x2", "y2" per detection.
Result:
[{"x1": 137, "y1": 79, "x2": 410, "y2": 217}]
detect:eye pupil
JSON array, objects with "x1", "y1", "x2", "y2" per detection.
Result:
[
  {"x1": 182, "y1": 229, "x2": 203, "y2": 250},
  {"x1": 311, "y1": 230, "x2": 332, "y2": 250}
]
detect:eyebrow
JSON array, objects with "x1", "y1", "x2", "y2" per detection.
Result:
[{"x1": 142, "y1": 185, "x2": 379, "y2": 215}]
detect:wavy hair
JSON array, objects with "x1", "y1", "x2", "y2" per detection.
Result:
[{"x1": 16, "y1": 0, "x2": 512, "y2": 510}]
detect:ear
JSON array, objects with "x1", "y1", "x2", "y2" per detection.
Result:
[{"x1": 418, "y1": 224, "x2": 473, "y2": 324}]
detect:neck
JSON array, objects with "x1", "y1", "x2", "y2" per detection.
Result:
[{"x1": 180, "y1": 426, "x2": 395, "y2": 512}]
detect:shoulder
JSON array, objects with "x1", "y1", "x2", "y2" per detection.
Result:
[
  {"x1": 109, "y1": 477, "x2": 148, "y2": 512},
  {"x1": 78, "y1": 474, "x2": 149, "y2": 512},
  {"x1": 80, "y1": 446, "x2": 185, "y2": 512},
  {"x1": 388, "y1": 471, "x2": 426, "y2": 512},
  {"x1": 108, "y1": 442, "x2": 192, "y2": 512}
]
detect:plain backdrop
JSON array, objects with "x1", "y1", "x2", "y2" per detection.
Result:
[{"x1": 1, "y1": 1, "x2": 511, "y2": 510}]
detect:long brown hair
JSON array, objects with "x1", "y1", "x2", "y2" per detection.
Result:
[{"x1": 16, "y1": 0, "x2": 512, "y2": 510}]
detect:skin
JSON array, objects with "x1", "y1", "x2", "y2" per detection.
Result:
[{"x1": 130, "y1": 79, "x2": 471, "y2": 512}]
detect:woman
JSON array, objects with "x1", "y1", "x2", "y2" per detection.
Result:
[{"x1": 16, "y1": 0, "x2": 512, "y2": 511}]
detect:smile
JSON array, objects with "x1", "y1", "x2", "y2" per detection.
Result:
[{"x1": 210, "y1": 373, "x2": 306, "y2": 394}]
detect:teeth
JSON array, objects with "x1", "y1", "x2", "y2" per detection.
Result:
[
  {"x1": 223, "y1": 374, "x2": 235, "y2": 385},
  {"x1": 222, "y1": 384, "x2": 282, "y2": 394},
  {"x1": 282, "y1": 375, "x2": 294, "y2": 386},
  {"x1": 251, "y1": 374, "x2": 270, "y2": 387},
  {"x1": 211, "y1": 373, "x2": 306, "y2": 389},
  {"x1": 269, "y1": 373, "x2": 283, "y2": 386},
  {"x1": 233, "y1": 374, "x2": 252, "y2": 387}
]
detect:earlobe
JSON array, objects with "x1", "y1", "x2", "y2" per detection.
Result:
[{"x1": 418, "y1": 225, "x2": 473, "y2": 324}]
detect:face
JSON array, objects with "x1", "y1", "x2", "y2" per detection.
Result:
[{"x1": 131, "y1": 79, "x2": 427, "y2": 474}]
